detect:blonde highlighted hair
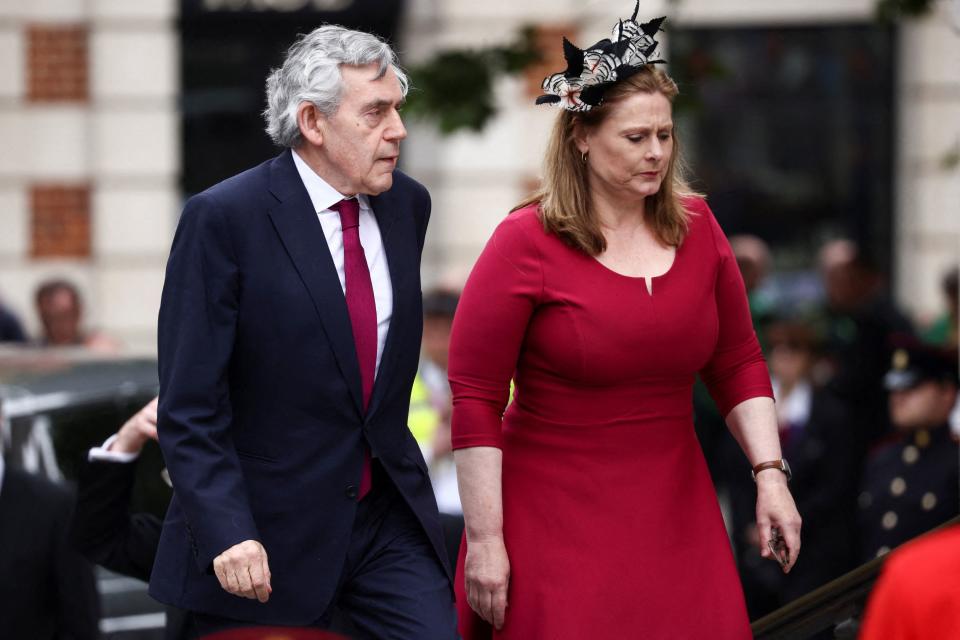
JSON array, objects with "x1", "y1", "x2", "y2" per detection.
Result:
[{"x1": 515, "y1": 66, "x2": 701, "y2": 255}]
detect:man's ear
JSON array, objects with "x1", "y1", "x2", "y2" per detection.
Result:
[{"x1": 297, "y1": 102, "x2": 325, "y2": 147}]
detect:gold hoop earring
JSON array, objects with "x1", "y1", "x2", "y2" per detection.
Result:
[{"x1": 581, "y1": 151, "x2": 588, "y2": 163}]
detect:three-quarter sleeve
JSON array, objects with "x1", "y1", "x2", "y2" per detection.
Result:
[
  {"x1": 449, "y1": 214, "x2": 544, "y2": 450},
  {"x1": 698, "y1": 208, "x2": 774, "y2": 417}
]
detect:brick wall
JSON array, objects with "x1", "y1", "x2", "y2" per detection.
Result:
[
  {"x1": 25, "y1": 25, "x2": 92, "y2": 257},
  {"x1": 0, "y1": 4, "x2": 176, "y2": 353},
  {"x1": 524, "y1": 24, "x2": 578, "y2": 99},
  {"x1": 27, "y1": 24, "x2": 89, "y2": 103},
  {"x1": 31, "y1": 184, "x2": 92, "y2": 258}
]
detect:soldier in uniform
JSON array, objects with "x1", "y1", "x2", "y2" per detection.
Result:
[{"x1": 857, "y1": 338, "x2": 959, "y2": 562}]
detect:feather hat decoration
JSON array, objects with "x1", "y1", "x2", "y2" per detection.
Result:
[{"x1": 535, "y1": 3, "x2": 666, "y2": 112}]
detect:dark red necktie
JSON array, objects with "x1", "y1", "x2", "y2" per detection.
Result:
[{"x1": 333, "y1": 197, "x2": 375, "y2": 500}]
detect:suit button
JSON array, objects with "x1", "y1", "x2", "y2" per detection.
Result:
[{"x1": 345, "y1": 484, "x2": 358, "y2": 499}]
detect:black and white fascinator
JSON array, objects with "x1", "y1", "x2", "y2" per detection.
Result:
[{"x1": 535, "y1": 3, "x2": 666, "y2": 112}]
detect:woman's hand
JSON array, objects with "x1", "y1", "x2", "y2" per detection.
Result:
[
  {"x1": 464, "y1": 536, "x2": 510, "y2": 630},
  {"x1": 755, "y1": 470, "x2": 802, "y2": 573}
]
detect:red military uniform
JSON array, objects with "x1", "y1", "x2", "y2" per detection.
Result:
[{"x1": 860, "y1": 524, "x2": 960, "y2": 639}]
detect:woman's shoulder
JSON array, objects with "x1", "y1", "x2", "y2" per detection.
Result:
[
  {"x1": 473, "y1": 203, "x2": 548, "y2": 281},
  {"x1": 482, "y1": 201, "x2": 570, "y2": 269},
  {"x1": 504, "y1": 202, "x2": 543, "y2": 228},
  {"x1": 493, "y1": 203, "x2": 549, "y2": 245}
]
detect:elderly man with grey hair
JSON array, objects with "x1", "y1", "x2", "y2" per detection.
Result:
[{"x1": 149, "y1": 25, "x2": 457, "y2": 638}]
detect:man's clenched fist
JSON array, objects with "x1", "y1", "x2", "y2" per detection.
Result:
[{"x1": 212, "y1": 539, "x2": 272, "y2": 602}]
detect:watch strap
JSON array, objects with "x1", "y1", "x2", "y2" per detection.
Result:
[{"x1": 752, "y1": 459, "x2": 791, "y2": 481}]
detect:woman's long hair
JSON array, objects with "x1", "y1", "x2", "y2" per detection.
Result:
[{"x1": 514, "y1": 66, "x2": 700, "y2": 255}]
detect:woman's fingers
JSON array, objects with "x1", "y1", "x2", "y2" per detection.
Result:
[
  {"x1": 756, "y1": 479, "x2": 802, "y2": 573},
  {"x1": 492, "y1": 582, "x2": 508, "y2": 629},
  {"x1": 781, "y1": 517, "x2": 802, "y2": 573},
  {"x1": 466, "y1": 579, "x2": 500, "y2": 626},
  {"x1": 468, "y1": 580, "x2": 491, "y2": 624},
  {"x1": 466, "y1": 582, "x2": 479, "y2": 615},
  {"x1": 482, "y1": 590, "x2": 496, "y2": 626},
  {"x1": 464, "y1": 538, "x2": 510, "y2": 626}
]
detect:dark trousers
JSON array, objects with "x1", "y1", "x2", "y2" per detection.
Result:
[{"x1": 190, "y1": 465, "x2": 457, "y2": 639}]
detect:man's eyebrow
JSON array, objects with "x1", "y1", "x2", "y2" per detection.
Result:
[{"x1": 360, "y1": 98, "x2": 404, "y2": 111}]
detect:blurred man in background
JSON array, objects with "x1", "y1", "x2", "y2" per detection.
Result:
[
  {"x1": 857, "y1": 339, "x2": 959, "y2": 562},
  {"x1": 729, "y1": 234, "x2": 776, "y2": 337},
  {"x1": 410, "y1": 288, "x2": 460, "y2": 511},
  {"x1": 817, "y1": 239, "x2": 913, "y2": 449},
  {"x1": 34, "y1": 278, "x2": 120, "y2": 352},
  {"x1": 0, "y1": 395, "x2": 100, "y2": 639},
  {"x1": 408, "y1": 288, "x2": 463, "y2": 567}
]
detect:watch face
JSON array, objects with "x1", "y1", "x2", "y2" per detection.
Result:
[{"x1": 751, "y1": 459, "x2": 792, "y2": 481}]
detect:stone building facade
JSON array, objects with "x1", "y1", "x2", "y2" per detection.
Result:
[{"x1": 0, "y1": 0, "x2": 955, "y2": 353}]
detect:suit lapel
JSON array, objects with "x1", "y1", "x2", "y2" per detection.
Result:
[
  {"x1": 266, "y1": 151, "x2": 364, "y2": 414},
  {"x1": 366, "y1": 189, "x2": 407, "y2": 420}
]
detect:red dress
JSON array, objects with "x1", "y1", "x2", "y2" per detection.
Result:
[{"x1": 449, "y1": 199, "x2": 773, "y2": 639}]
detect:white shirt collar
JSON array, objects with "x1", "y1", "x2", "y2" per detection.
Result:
[
  {"x1": 291, "y1": 149, "x2": 369, "y2": 214},
  {"x1": 772, "y1": 378, "x2": 813, "y2": 427}
]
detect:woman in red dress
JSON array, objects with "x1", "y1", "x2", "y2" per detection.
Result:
[{"x1": 449, "y1": 11, "x2": 802, "y2": 639}]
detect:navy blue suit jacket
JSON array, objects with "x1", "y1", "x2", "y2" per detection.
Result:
[{"x1": 149, "y1": 149, "x2": 451, "y2": 625}]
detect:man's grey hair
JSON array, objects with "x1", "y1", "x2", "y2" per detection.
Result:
[{"x1": 263, "y1": 25, "x2": 409, "y2": 149}]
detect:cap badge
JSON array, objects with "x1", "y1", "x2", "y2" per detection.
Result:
[{"x1": 892, "y1": 348, "x2": 909, "y2": 370}]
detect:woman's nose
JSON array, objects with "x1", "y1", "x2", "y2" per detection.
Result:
[{"x1": 647, "y1": 139, "x2": 662, "y2": 161}]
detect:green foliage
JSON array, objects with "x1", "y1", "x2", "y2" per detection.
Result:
[{"x1": 403, "y1": 28, "x2": 540, "y2": 134}]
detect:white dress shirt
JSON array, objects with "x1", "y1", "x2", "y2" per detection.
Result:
[
  {"x1": 88, "y1": 434, "x2": 139, "y2": 463},
  {"x1": 292, "y1": 150, "x2": 393, "y2": 375},
  {"x1": 772, "y1": 378, "x2": 813, "y2": 431},
  {"x1": 0, "y1": 454, "x2": 5, "y2": 495}
]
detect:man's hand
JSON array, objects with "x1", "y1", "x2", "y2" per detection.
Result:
[
  {"x1": 212, "y1": 540, "x2": 272, "y2": 602},
  {"x1": 110, "y1": 397, "x2": 159, "y2": 455}
]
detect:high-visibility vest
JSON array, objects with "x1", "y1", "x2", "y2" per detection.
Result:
[{"x1": 408, "y1": 372, "x2": 441, "y2": 446}]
